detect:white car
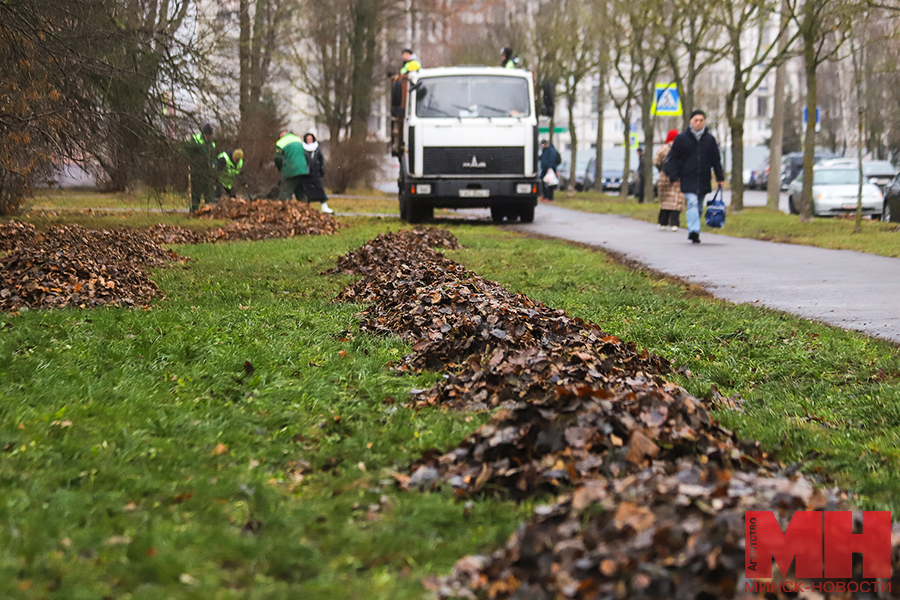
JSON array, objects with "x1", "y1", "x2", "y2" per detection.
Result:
[{"x1": 787, "y1": 167, "x2": 883, "y2": 217}]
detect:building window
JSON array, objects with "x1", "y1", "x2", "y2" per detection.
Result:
[
  {"x1": 591, "y1": 85, "x2": 599, "y2": 114},
  {"x1": 757, "y1": 96, "x2": 768, "y2": 118}
]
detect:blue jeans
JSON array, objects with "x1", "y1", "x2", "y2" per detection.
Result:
[{"x1": 684, "y1": 193, "x2": 705, "y2": 234}]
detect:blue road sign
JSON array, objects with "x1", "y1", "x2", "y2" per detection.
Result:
[{"x1": 651, "y1": 84, "x2": 682, "y2": 116}]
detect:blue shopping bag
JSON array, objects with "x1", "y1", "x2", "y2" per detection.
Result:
[{"x1": 705, "y1": 189, "x2": 726, "y2": 228}]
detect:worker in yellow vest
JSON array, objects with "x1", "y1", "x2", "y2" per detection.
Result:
[
  {"x1": 501, "y1": 47, "x2": 520, "y2": 69},
  {"x1": 400, "y1": 49, "x2": 421, "y2": 75},
  {"x1": 216, "y1": 148, "x2": 244, "y2": 199},
  {"x1": 182, "y1": 123, "x2": 216, "y2": 212}
]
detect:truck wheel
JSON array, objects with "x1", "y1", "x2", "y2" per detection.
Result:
[
  {"x1": 490, "y1": 207, "x2": 510, "y2": 222},
  {"x1": 408, "y1": 202, "x2": 433, "y2": 223},
  {"x1": 399, "y1": 196, "x2": 409, "y2": 221},
  {"x1": 519, "y1": 204, "x2": 535, "y2": 223}
]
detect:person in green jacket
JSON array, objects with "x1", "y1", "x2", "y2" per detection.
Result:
[
  {"x1": 275, "y1": 131, "x2": 308, "y2": 202},
  {"x1": 182, "y1": 123, "x2": 216, "y2": 212},
  {"x1": 216, "y1": 148, "x2": 244, "y2": 199}
]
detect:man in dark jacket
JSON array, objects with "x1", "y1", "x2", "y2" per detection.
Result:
[
  {"x1": 665, "y1": 110, "x2": 725, "y2": 243},
  {"x1": 539, "y1": 139, "x2": 561, "y2": 201},
  {"x1": 634, "y1": 147, "x2": 645, "y2": 203}
]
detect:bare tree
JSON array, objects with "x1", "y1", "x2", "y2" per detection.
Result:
[
  {"x1": 0, "y1": 0, "x2": 212, "y2": 210},
  {"x1": 666, "y1": 0, "x2": 726, "y2": 128},
  {"x1": 791, "y1": 0, "x2": 858, "y2": 222},
  {"x1": 611, "y1": 30, "x2": 641, "y2": 201},
  {"x1": 557, "y1": 0, "x2": 603, "y2": 192},
  {"x1": 767, "y1": 0, "x2": 790, "y2": 210},
  {"x1": 717, "y1": 0, "x2": 799, "y2": 212}
]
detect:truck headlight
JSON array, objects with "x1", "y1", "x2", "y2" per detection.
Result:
[
  {"x1": 516, "y1": 184, "x2": 533, "y2": 194},
  {"x1": 414, "y1": 184, "x2": 431, "y2": 194}
]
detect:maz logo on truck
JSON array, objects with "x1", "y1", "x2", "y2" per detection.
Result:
[{"x1": 462, "y1": 155, "x2": 487, "y2": 168}]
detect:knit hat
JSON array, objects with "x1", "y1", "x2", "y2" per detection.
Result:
[{"x1": 665, "y1": 129, "x2": 678, "y2": 144}]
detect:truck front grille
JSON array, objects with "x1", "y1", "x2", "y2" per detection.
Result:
[{"x1": 422, "y1": 147, "x2": 524, "y2": 176}]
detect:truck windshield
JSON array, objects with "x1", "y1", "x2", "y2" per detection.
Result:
[{"x1": 416, "y1": 76, "x2": 530, "y2": 118}]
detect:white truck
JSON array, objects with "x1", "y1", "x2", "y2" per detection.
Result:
[{"x1": 390, "y1": 66, "x2": 549, "y2": 223}]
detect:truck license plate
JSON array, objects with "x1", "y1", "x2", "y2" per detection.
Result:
[{"x1": 459, "y1": 189, "x2": 490, "y2": 198}]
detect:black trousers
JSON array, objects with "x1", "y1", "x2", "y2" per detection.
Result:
[
  {"x1": 278, "y1": 175, "x2": 308, "y2": 202},
  {"x1": 658, "y1": 209, "x2": 680, "y2": 226}
]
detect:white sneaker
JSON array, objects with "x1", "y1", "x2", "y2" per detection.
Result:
[
  {"x1": 658, "y1": 224, "x2": 666, "y2": 231},
  {"x1": 320, "y1": 202, "x2": 334, "y2": 214},
  {"x1": 670, "y1": 226, "x2": 678, "y2": 231}
]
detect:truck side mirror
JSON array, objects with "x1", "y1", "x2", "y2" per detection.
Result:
[
  {"x1": 540, "y1": 81, "x2": 554, "y2": 117},
  {"x1": 391, "y1": 80, "x2": 402, "y2": 113}
]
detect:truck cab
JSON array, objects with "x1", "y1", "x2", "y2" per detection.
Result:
[{"x1": 391, "y1": 67, "x2": 542, "y2": 223}]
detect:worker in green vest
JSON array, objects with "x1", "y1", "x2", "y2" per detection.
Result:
[
  {"x1": 501, "y1": 47, "x2": 520, "y2": 69},
  {"x1": 275, "y1": 131, "x2": 308, "y2": 202},
  {"x1": 182, "y1": 123, "x2": 216, "y2": 212},
  {"x1": 216, "y1": 148, "x2": 244, "y2": 199},
  {"x1": 400, "y1": 49, "x2": 421, "y2": 75}
]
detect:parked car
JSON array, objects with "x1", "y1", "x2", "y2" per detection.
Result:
[
  {"x1": 747, "y1": 158, "x2": 770, "y2": 190},
  {"x1": 813, "y1": 159, "x2": 897, "y2": 191},
  {"x1": 557, "y1": 152, "x2": 594, "y2": 191},
  {"x1": 882, "y1": 173, "x2": 900, "y2": 222},
  {"x1": 781, "y1": 151, "x2": 840, "y2": 187},
  {"x1": 556, "y1": 157, "x2": 570, "y2": 189},
  {"x1": 585, "y1": 158, "x2": 629, "y2": 191},
  {"x1": 786, "y1": 167, "x2": 883, "y2": 217},
  {"x1": 862, "y1": 160, "x2": 898, "y2": 190}
]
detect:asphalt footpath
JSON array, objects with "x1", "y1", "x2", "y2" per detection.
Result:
[{"x1": 509, "y1": 203, "x2": 900, "y2": 343}]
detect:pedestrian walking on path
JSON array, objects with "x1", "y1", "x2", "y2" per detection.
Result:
[
  {"x1": 539, "y1": 140, "x2": 561, "y2": 202},
  {"x1": 654, "y1": 129, "x2": 684, "y2": 231},
  {"x1": 665, "y1": 110, "x2": 725, "y2": 244}
]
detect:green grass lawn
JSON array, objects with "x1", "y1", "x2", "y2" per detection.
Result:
[
  {"x1": 1, "y1": 215, "x2": 900, "y2": 597},
  {"x1": 28, "y1": 189, "x2": 189, "y2": 211},
  {"x1": 554, "y1": 191, "x2": 900, "y2": 258}
]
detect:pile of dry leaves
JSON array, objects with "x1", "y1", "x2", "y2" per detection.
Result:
[
  {"x1": 0, "y1": 221, "x2": 37, "y2": 252},
  {"x1": 329, "y1": 229, "x2": 900, "y2": 599},
  {"x1": 0, "y1": 199, "x2": 345, "y2": 311},
  {"x1": 196, "y1": 198, "x2": 345, "y2": 241},
  {"x1": 0, "y1": 225, "x2": 178, "y2": 310},
  {"x1": 329, "y1": 229, "x2": 663, "y2": 381}
]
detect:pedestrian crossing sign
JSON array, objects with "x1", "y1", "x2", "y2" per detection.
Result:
[{"x1": 651, "y1": 83, "x2": 682, "y2": 116}]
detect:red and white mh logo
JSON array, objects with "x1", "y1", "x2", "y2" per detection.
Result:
[{"x1": 745, "y1": 511, "x2": 892, "y2": 579}]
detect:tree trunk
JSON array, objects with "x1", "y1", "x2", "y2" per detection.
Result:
[
  {"x1": 683, "y1": 59, "x2": 696, "y2": 129},
  {"x1": 620, "y1": 103, "x2": 632, "y2": 201},
  {"x1": 595, "y1": 73, "x2": 605, "y2": 191},
  {"x1": 567, "y1": 88, "x2": 578, "y2": 193},
  {"x1": 349, "y1": 0, "x2": 378, "y2": 141},
  {"x1": 729, "y1": 92, "x2": 746, "y2": 213},
  {"x1": 238, "y1": 0, "x2": 251, "y2": 122},
  {"x1": 249, "y1": 0, "x2": 268, "y2": 108},
  {"x1": 799, "y1": 32, "x2": 817, "y2": 222},
  {"x1": 766, "y1": 0, "x2": 788, "y2": 210},
  {"x1": 641, "y1": 83, "x2": 655, "y2": 203}
]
